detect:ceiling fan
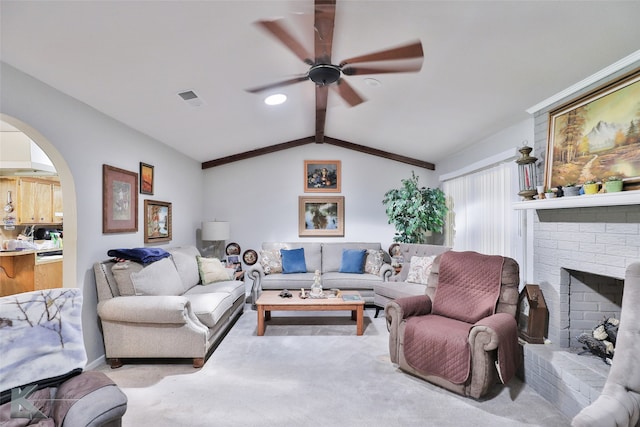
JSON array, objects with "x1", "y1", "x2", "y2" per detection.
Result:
[{"x1": 247, "y1": 0, "x2": 424, "y2": 143}]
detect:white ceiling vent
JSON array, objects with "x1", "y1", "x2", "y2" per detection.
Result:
[{"x1": 178, "y1": 90, "x2": 204, "y2": 107}]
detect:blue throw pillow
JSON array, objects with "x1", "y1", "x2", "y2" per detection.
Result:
[
  {"x1": 339, "y1": 249, "x2": 367, "y2": 274},
  {"x1": 280, "y1": 248, "x2": 307, "y2": 274}
]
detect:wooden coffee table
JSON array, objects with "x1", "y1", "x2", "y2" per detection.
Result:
[{"x1": 255, "y1": 290, "x2": 365, "y2": 336}]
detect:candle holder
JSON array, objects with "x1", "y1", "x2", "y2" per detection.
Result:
[{"x1": 516, "y1": 144, "x2": 538, "y2": 200}]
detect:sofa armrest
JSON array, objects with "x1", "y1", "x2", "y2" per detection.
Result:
[
  {"x1": 246, "y1": 264, "x2": 265, "y2": 305},
  {"x1": 97, "y1": 296, "x2": 193, "y2": 324},
  {"x1": 385, "y1": 295, "x2": 433, "y2": 364},
  {"x1": 470, "y1": 313, "x2": 520, "y2": 385},
  {"x1": 380, "y1": 263, "x2": 393, "y2": 281}
]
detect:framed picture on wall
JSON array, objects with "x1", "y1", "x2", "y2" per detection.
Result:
[
  {"x1": 298, "y1": 196, "x2": 344, "y2": 237},
  {"x1": 102, "y1": 164, "x2": 138, "y2": 233},
  {"x1": 143, "y1": 199, "x2": 172, "y2": 243},
  {"x1": 545, "y1": 69, "x2": 640, "y2": 189},
  {"x1": 304, "y1": 160, "x2": 341, "y2": 193},
  {"x1": 140, "y1": 162, "x2": 154, "y2": 195}
]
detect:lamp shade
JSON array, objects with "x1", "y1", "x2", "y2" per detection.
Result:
[{"x1": 201, "y1": 221, "x2": 230, "y2": 241}]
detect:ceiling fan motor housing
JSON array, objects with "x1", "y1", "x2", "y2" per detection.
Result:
[{"x1": 308, "y1": 64, "x2": 341, "y2": 85}]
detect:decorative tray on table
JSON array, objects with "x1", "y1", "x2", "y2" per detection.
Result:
[{"x1": 299, "y1": 289, "x2": 341, "y2": 299}]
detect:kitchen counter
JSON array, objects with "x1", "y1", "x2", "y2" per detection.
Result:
[{"x1": 0, "y1": 248, "x2": 63, "y2": 296}]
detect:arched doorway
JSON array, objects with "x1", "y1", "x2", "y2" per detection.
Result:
[{"x1": 0, "y1": 114, "x2": 77, "y2": 290}]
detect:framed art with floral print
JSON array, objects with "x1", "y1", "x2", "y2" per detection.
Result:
[
  {"x1": 144, "y1": 199, "x2": 172, "y2": 243},
  {"x1": 545, "y1": 69, "x2": 640, "y2": 189},
  {"x1": 140, "y1": 162, "x2": 154, "y2": 195},
  {"x1": 304, "y1": 160, "x2": 341, "y2": 193},
  {"x1": 298, "y1": 196, "x2": 344, "y2": 237},
  {"x1": 103, "y1": 164, "x2": 138, "y2": 233}
]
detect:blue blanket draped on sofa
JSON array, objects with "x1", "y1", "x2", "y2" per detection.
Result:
[{"x1": 107, "y1": 247, "x2": 170, "y2": 265}]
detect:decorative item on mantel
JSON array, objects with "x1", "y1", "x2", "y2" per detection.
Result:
[{"x1": 516, "y1": 142, "x2": 538, "y2": 200}]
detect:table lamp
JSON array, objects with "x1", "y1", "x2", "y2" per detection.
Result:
[{"x1": 201, "y1": 221, "x2": 230, "y2": 259}]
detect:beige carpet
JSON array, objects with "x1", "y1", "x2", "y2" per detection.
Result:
[{"x1": 96, "y1": 306, "x2": 570, "y2": 427}]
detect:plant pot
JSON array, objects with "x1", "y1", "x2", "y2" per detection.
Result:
[
  {"x1": 605, "y1": 181, "x2": 623, "y2": 193},
  {"x1": 545, "y1": 192, "x2": 556, "y2": 199},
  {"x1": 563, "y1": 186, "x2": 580, "y2": 197},
  {"x1": 583, "y1": 183, "x2": 599, "y2": 195}
]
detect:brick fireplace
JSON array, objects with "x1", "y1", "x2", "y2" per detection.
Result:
[{"x1": 517, "y1": 202, "x2": 639, "y2": 419}]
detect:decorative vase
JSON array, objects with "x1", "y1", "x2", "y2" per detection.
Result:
[
  {"x1": 605, "y1": 181, "x2": 623, "y2": 193},
  {"x1": 583, "y1": 183, "x2": 599, "y2": 195},
  {"x1": 545, "y1": 192, "x2": 556, "y2": 199}
]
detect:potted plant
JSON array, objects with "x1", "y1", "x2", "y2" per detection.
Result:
[
  {"x1": 583, "y1": 180, "x2": 599, "y2": 195},
  {"x1": 604, "y1": 176, "x2": 623, "y2": 193},
  {"x1": 545, "y1": 188, "x2": 556, "y2": 198},
  {"x1": 382, "y1": 171, "x2": 448, "y2": 243},
  {"x1": 563, "y1": 182, "x2": 580, "y2": 197}
]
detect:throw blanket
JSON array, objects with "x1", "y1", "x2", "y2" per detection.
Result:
[
  {"x1": 474, "y1": 313, "x2": 521, "y2": 385},
  {"x1": 107, "y1": 247, "x2": 170, "y2": 265},
  {"x1": 403, "y1": 251, "x2": 506, "y2": 385},
  {"x1": 0, "y1": 289, "x2": 87, "y2": 403}
]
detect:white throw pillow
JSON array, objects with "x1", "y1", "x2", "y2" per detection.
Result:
[
  {"x1": 197, "y1": 256, "x2": 231, "y2": 284},
  {"x1": 259, "y1": 249, "x2": 282, "y2": 275},
  {"x1": 111, "y1": 260, "x2": 144, "y2": 296},
  {"x1": 406, "y1": 255, "x2": 436, "y2": 284},
  {"x1": 130, "y1": 257, "x2": 184, "y2": 296}
]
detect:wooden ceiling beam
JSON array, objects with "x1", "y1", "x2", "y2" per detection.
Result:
[
  {"x1": 201, "y1": 137, "x2": 314, "y2": 169},
  {"x1": 201, "y1": 135, "x2": 435, "y2": 170},
  {"x1": 323, "y1": 136, "x2": 435, "y2": 170}
]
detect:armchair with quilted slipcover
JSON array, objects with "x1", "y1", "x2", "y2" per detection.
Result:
[{"x1": 386, "y1": 251, "x2": 521, "y2": 399}]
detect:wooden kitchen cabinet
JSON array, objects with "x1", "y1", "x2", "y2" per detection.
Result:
[
  {"x1": 0, "y1": 177, "x2": 62, "y2": 225},
  {"x1": 35, "y1": 258, "x2": 63, "y2": 290}
]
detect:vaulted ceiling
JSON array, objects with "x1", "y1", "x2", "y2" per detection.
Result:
[{"x1": 2, "y1": 1, "x2": 639, "y2": 169}]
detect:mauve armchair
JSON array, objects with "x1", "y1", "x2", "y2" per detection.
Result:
[{"x1": 386, "y1": 251, "x2": 521, "y2": 399}]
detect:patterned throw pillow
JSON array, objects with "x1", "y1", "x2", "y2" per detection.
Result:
[
  {"x1": 364, "y1": 249, "x2": 385, "y2": 275},
  {"x1": 406, "y1": 255, "x2": 437, "y2": 284},
  {"x1": 259, "y1": 249, "x2": 282, "y2": 275}
]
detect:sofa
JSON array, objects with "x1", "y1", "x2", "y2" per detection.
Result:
[
  {"x1": 94, "y1": 246, "x2": 245, "y2": 368},
  {"x1": 0, "y1": 288, "x2": 128, "y2": 427},
  {"x1": 373, "y1": 243, "x2": 451, "y2": 316},
  {"x1": 246, "y1": 242, "x2": 392, "y2": 306},
  {"x1": 572, "y1": 262, "x2": 640, "y2": 427}
]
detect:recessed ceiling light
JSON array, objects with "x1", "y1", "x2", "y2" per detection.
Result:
[
  {"x1": 364, "y1": 78, "x2": 381, "y2": 87},
  {"x1": 265, "y1": 94, "x2": 287, "y2": 105}
]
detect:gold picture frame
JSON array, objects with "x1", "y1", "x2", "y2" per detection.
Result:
[
  {"x1": 545, "y1": 69, "x2": 640, "y2": 189},
  {"x1": 298, "y1": 196, "x2": 344, "y2": 237},
  {"x1": 102, "y1": 164, "x2": 138, "y2": 233},
  {"x1": 304, "y1": 160, "x2": 341, "y2": 193},
  {"x1": 144, "y1": 199, "x2": 172, "y2": 243}
]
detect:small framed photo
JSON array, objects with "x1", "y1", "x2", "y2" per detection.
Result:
[
  {"x1": 143, "y1": 199, "x2": 172, "y2": 243},
  {"x1": 299, "y1": 196, "x2": 345, "y2": 237},
  {"x1": 102, "y1": 164, "x2": 138, "y2": 233},
  {"x1": 304, "y1": 160, "x2": 341, "y2": 193},
  {"x1": 140, "y1": 162, "x2": 154, "y2": 195},
  {"x1": 226, "y1": 254, "x2": 240, "y2": 265},
  {"x1": 225, "y1": 242, "x2": 241, "y2": 256}
]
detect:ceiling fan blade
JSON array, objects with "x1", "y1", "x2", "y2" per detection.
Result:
[
  {"x1": 315, "y1": 85, "x2": 329, "y2": 143},
  {"x1": 255, "y1": 19, "x2": 314, "y2": 65},
  {"x1": 332, "y1": 78, "x2": 365, "y2": 107},
  {"x1": 339, "y1": 40, "x2": 423, "y2": 67},
  {"x1": 314, "y1": 0, "x2": 336, "y2": 64},
  {"x1": 245, "y1": 75, "x2": 309, "y2": 94},
  {"x1": 342, "y1": 62, "x2": 423, "y2": 76}
]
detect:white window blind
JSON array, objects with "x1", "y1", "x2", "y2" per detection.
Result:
[{"x1": 442, "y1": 161, "x2": 521, "y2": 259}]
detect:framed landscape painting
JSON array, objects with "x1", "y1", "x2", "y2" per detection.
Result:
[
  {"x1": 545, "y1": 69, "x2": 640, "y2": 189},
  {"x1": 144, "y1": 199, "x2": 172, "y2": 243},
  {"x1": 140, "y1": 162, "x2": 154, "y2": 195},
  {"x1": 298, "y1": 196, "x2": 344, "y2": 237},
  {"x1": 103, "y1": 164, "x2": 138, "y2": 233},
  {"x1": 304, "y1": 160, "x2": 341, "y2": 193}
]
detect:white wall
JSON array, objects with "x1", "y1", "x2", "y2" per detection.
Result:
[
  {"x1": 1, "y1": 62, "x2": 204, "y2": 364},
  {"x1": 202, "y1": 143, "x2": 440, "y2": 256}
]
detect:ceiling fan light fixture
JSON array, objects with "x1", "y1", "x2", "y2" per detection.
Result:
[
  {"x1": 308, "y1": 64, "x2": 341, "y2": 85},
  {"x1": 264, "y1": 93, "x2": 287, "y2": 105}
]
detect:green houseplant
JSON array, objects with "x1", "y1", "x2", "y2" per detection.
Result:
[
  {"x1": 563, "y1": 182, "x2": 580, "y2": 197},
  {"x1": 382, "y1": 171, "x2": 448, "y2": 243},
  {"x1": 583, "y1": 180, "x2": 599, "y2": 195}
]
